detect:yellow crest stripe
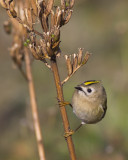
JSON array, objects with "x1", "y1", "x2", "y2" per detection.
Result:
[{"x1": 84, "y1": 81, "x2": 100, "y2": 85}]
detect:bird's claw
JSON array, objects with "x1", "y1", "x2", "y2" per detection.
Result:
[
  {"x1": 57, "y1": 98, "x2": 71, "y2": 107},
  {"x1": 64, "y1": 130, "x2": 75, "y2": 138}
]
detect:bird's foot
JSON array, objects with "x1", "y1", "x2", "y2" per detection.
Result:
[
  {"x1": 64, "y1": 129, "x2": 75, "y2": 138},
  {"x1": 57, "y1": 98, "x2": 72, "y2": 108}
]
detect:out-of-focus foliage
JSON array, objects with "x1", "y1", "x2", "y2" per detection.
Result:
[{"x1": 0, "y1": 0, "x2": 128, "y2": 159}]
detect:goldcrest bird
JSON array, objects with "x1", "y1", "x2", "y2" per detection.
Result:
[
  {"x1": 64, "y1": 80, "x2": 107, "y2": 137},
  {"x1": 72, "y1": 80, "x2": 107, "y2": 124}
]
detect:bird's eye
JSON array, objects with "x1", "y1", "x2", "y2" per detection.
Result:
[{"x1": 87, "y1": 88, "x2": 92, "y2": 93}]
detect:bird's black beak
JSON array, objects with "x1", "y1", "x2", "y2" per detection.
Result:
[{"x1": 75, "y1": 86, "x2": 83, "y2": 91}]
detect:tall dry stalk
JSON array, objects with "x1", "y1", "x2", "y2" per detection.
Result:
[
  {"x1": 25, "y1": 47, "x2": 46, "y2": 160},
  {"x1": 51, "y1": 57, "x2": 77, "y2": 159},
  {"x1": 1, "y1": 1, "x2": 46, "y2": 160},
  {"x1": 1, "y1": 0, "x2": 91, "y2": 159}
]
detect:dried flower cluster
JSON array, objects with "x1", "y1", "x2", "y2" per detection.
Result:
[
  {"x1": 0, "y1": 0, "x2": 74, "y2": 65},
  {"x1": 62, "y1": 49, "x2": 91, "y2": 84},
  {"x1": 0, "y1": 0, "x2": 90, "y2": 73}
]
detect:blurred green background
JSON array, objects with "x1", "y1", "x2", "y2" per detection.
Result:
[{"x1": 0, "y1": 0, "x2": 128, "y2": 159}]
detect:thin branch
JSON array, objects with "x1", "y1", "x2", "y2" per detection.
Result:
[
  {"x1": 24, "y1": 47, "x2": 46, "y2": 160},
  {"x1": 50, "y1": 57, "x2": 77, "y2": 160}
]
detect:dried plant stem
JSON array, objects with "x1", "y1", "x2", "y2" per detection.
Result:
[
  {"x1": 50, "y1": 57, "x2": 77, "y2": 160},
  {"x1": 24, "y1": 47, "x2": 46, "y2": 160}
]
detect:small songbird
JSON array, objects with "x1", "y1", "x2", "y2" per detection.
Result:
[
  {"x1": 72, "y1": 80, "x2": 107, "y2": 125},
  {"x1": 64, "y1": 80, "x2": 107, "y2": 137},
  {"x1": 59, "y1": 80, "x2": 107, "y2": 138}
]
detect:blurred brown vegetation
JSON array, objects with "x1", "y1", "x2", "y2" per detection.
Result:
[{"x1": 0, "y1": 0, "x2": 128, "y2": 160}]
